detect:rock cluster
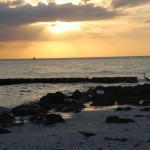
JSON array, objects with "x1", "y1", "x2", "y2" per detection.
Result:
[
  {"x1": 88, "y1": 84, "x2": 150, "y2": 106},
  {"x1": 1, "y1": 83, "x2": 150, "y2": 134},
  {"x1": 0, "y1": 90, "x2": 85, "y2": 133}
]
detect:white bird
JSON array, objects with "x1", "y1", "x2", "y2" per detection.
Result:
[{"x1": 143, "y1": 73, "x2": 150, "y2": 82}]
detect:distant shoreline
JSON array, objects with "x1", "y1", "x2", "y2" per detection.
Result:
[{"x1": 0, "y1": 55, "x2": 150, "y2": 60}]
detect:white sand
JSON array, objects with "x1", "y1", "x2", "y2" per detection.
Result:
[{"x1": 1, "y1": 105, "x2": 150, "y2": 150}]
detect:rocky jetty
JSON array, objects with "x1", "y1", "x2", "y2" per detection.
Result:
[{"x1": 0, "y1": 77, "x2": 138, "y2": 85}]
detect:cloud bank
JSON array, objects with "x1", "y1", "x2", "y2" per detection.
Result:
[
  {"x1": 0, "y1": 1, "x2": 120, "y2": 26},
  {"x1": 0, "y1": 0, "x2": 149, "y2": 42}
]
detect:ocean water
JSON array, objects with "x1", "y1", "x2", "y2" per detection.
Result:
[{"x1": 0, "y1": 56, "x2": 150, "y2": 108}]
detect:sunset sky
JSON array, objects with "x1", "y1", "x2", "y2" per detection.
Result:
[{"x1": 0, "y1": 0, "x2": 150, "y2": 58}]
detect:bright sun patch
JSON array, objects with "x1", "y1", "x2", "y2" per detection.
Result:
[
  {"x1": 45, "y1": 21, "x2": 80, "y2": 34},
  {"x1": 32, "y1": 21, "x2": 80, "y2": 34}
]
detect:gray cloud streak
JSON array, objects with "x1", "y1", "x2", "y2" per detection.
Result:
[
  {"x1": 0, "y1": 24, "x2": 44, "y2": 41},
  {"x1": 112, "y1": 0, "x2": 150, "y2": 8}
]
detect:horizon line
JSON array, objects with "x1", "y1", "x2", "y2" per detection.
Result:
[{"x1": 0, "y1": 55, "x2": 150, "y2": 60}]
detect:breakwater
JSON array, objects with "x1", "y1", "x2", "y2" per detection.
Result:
[{"x1": 0, "y1": 77, "x2": 138, "y2": 85}]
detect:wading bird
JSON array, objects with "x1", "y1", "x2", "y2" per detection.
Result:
[{"x1": 143, "y1": 73, "x2": 150, "y2": 82}]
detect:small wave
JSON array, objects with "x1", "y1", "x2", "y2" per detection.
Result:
[{"x1": 20, "y1": 90, "x2": 31, "y2": 93}]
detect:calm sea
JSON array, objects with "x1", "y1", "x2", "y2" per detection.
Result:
[{"x1": 0, "y1": 56, "x2": 150, "y2": 108}]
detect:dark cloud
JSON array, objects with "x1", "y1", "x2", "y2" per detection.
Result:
[
  {"x1": 112, "y1": 0, "x2": 150, "y2": 8},
  {"x1": 0, "y1": 24, "x2": 45, "y2": 41},
  {"x1": 0, "y1": 2, "x2": 120, "y2": 26}
]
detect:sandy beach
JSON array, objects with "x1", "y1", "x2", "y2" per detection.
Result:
[{"x1": 1, "y1": 104, "x2": 150, "y2": 150}]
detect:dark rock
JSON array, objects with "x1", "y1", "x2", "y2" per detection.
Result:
[
  {"x1": 130, "y1": 85, "x2": 150, "y2": 98},
  {"x1": 39, "y1": 92, "x2": 65, "y2": 109},
  {"x1": 91, "y1": 95, "x2": 115, "y2": 106},
  {"x1": 79, "y1": 131, "x2": 96, "y2": 137},
  {"x1": 62, "y1": 106, "x2": 81, "y2": 113},
  {"x1": 97, "y1": 86, "x2": 130, "y2": 97},
  {"x1": 62, "y1": 101, "x2": 85, "y2": 112},
  {"x1": 141, "y1": 100, "x2": 150, "y2": 106},
  {"x1": 116, "y1": 97, "x2": 140, "y2": 105},
  {"x1": 38, "y1": 102, "x2": 53, "y2": 110},
  {"x1": 104, "y1": 137, "x2": 127, "y2": 142},
  {"x1": 0, "y1": 128, "x2": 11, "y2": 134},
  {"x1": 0, "y1": 114, "x2": 15, "y2": 127},
  {"x1": 12, "y1": 104, "x2": 41, "y2": 116},
  {"x1": 71, "y1": 90, "x2": 82, "y2": 99},
  {"x1": 28, "y1": 114, "x2": 44, "y2": 125},
  {"x1": 54, "y1": 103, "x2": 66, "y2": 112},
  {"x1": 51, "y1": 149, "x2": 64, "y2": 150},
  {"x1": 105, "y1": 116, "x2": 135, "y2": 123},
  {"x1": 134, "y1": 115, "x2": 144, "y2": 117},
  {"x1": 86, "y1": 88, "x2": 96, "y2": 95},
  {"x1": 43, "y1": 114, "x2": 65, "y2": 125},
  {"x1": 95, "y1": 86, "x2": 105, "y2": 91},
  {"x1": 115, "y1": 107, "x2": 133, "y2": 111},
  {"x1": 141, "y1": 108, "x2": 150, "y2": 112},
  {"x1": 40, "y1": 92, "x2": 64, "y2": 103},
  {"x1": 133, "y1": 103, "x2": 149, "y2": 106}
]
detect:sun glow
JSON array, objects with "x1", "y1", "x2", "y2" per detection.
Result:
[
  {"x1": 46, "y1": 21, "x2": 80, "y2": 33},
  {"x1": 31, "y1": 21, "x2": 80, "y2": 34}
]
